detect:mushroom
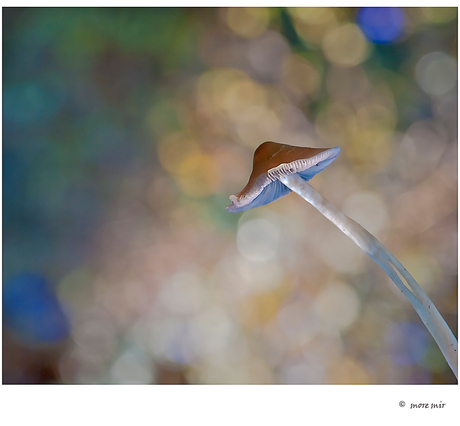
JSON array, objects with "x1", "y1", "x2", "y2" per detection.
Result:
[
  {"x1": 227, "y1": 141, "x2": 458, "y2": 379},
  {"x1": 226, "y1": 142, "x2": 340, "y2": 212}
]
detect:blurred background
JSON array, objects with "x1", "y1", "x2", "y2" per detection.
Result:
[{"x1": 2, "y1": 7, "x2": 457, "y2": 384}]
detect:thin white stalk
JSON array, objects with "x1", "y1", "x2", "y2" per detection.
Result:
[{"x1": 280, "y1": 173, "x2": 458, "y2": 379}]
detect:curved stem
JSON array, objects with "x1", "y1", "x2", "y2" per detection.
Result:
[{"x1": 280, "y1": 174, "x2": 458, "y2": 379}]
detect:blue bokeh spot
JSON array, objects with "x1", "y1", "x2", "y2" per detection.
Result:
[
  {"x1": 3, "y1": 273, "x2": 71, "y2": 344},
  {"x1": 385, "y1": 322, "x2": 429, "y2": 366},
  {"x1": 357, "y1": 7, "x2": 405, "y2": 44}
]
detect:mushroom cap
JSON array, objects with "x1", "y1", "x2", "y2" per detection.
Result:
[{"x1": 226, "y1": 141, "x2": 341, "y2": 212}]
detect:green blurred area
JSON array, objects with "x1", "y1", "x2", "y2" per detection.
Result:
[{"x1": 2, "y1": 7, "x2": 457, "y2": 384}]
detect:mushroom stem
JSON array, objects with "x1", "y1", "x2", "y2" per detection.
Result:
[{"x1": 280, "y1": 173, "x2": 458, "y2": 379}]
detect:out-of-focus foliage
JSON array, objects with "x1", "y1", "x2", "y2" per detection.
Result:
[{"x1": 2, "y1": 7, "x2": 457, "y2": 384}]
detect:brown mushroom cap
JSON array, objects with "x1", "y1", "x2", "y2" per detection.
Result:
[{"x1": 226, "y1": 141, "x2": 340, "y2": 212}]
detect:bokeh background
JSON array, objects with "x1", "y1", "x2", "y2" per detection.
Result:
[{"x1": 2, "y1": 7, "x2": 457, "y2": 384}]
